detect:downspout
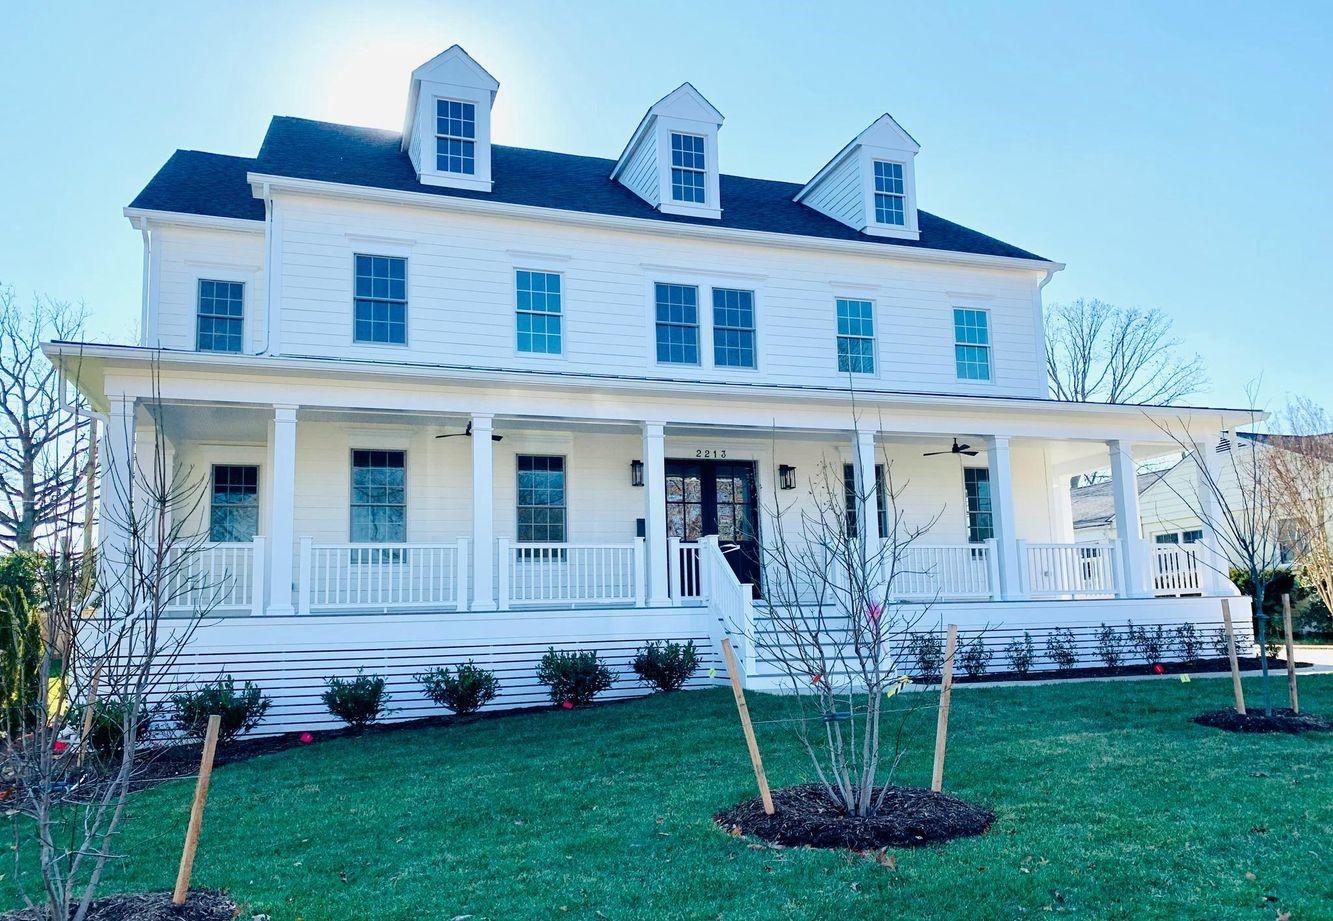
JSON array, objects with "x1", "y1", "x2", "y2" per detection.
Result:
[
  {"x1": 1035, "y1": 266, "x2": 1058, "y2": 398},
  {"x1": 258, "y1": 180, "x2": 274, "y2": 355},
  {"x1": 139, "y1": 226, "x2": 153, "y2": 346}
]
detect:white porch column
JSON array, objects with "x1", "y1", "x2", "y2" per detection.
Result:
[
  {"x1": 1193, "y1": 437, "x2": 1228, "y2": 595},
  {"x1": 266, "y1": 404, "x2": 298, "y2": 615},
  {"x1": 853, "y1": 430, "x2": 882, "y2": 545},
  {"x1": 643, "y1": 421, "x2": 669, "y2": 606},
  {"x1": 99, "y1": 395, "x2": 136, "y2": 615},
  {"x1": 1108, "y1": 439, "x2": 1151, "y2": 598},
  {"x1": 471, "y1": 413, "x2": 497, "y2": 611},
  {"x1": 985, "y1": 435, "x2": 1024, "y2": 600}
]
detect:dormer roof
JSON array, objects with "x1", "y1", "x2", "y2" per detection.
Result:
[
  {"x1": 400, "y1": 44, "x2": 499, "y2": 151},
  {"x1": 610, "y1": 83, "x2": 725, "y2": 220},
  {"x1": 611, "y1": 83, "x2": 724, "y2": 180}
]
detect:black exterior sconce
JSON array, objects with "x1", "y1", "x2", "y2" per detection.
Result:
[
  {"x1": 630, "y1": 459, "x2": 645, "y2": 487},
  {"x1": 778, "y1": 464, "x2": 797, "y2": 490}
]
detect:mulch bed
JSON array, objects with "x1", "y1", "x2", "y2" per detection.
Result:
[
  {"x1": 919, "y1": 655, "x2": 1311, "y2": 685},
  {"x1": 715, "y1": 783, "x2": 994, "y2": 849},
  {"x1": 0, "y1": 889, "x2": 236, "y2": 920},
  {"x1": 1192, "y1": 707, "x2": 1333, "y2": 734}
]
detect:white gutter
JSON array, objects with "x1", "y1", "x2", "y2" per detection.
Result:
[{"x1": 123, "y1": 207, "x2": 263, "y2": 234}]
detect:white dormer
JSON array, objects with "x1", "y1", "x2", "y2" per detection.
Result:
[
  {"x1": 611, "y1": 83, "x2": 724, "y2": 220},
  {"x1": 401, "y1": 45, "x2": 499, "y2": 192},
  {"x1": 794, "y1": 114, "x2": 921, "y2": 240}
]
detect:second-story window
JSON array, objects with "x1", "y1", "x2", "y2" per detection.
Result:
[
  {"x1": 963, "y1": 467, "x2": 994, "y2": 543},
  {"x1": 835, "y1": 298, "x2": 875, "y2": 374},
  {"x1": 196, "y1": 280, "x2": 244, "y2": 353},
  {"x1": 516, "y1": 270, "x2": 562, "y2": 354},
  {"x1": 953, "y1": 308, "x2": 992, "y2": 381},
  {"x1": 435, "y1": 99, "x2": 476, "y2": 175},
  {"x1": 873, "y1": 160, "x2": 906, "y2": 226},
  {"x1": 712, "y1": 288, "x2": 756, "y2": 368},
  {"x1": 655, "y1": 283, "x2": 699, "y2": 364},
  {"x1": 353, "y1": 254, "x2": 407, "y2": 345},
  {"x1": 670, "y1": 132, "x2": 706, "y2": 204}
]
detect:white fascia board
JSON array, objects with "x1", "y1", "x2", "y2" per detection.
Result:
[
  {"x1": 43, "y1": 342, "x2": 1263, "y2": 436},
  {"x1": 244, "y1": 172, "x2": 1063, "y2": 274},
  {"x1": 123, "y1": 207, "x2": 264, "y2": 234}
]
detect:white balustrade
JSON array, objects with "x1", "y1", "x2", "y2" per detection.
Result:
[
  {"x1": 165, "y1": 538, "x2": 265, "y2": 614},
  {"x1": 889, "y1": 541, "x2": 997, "y2": 599},
  {"x1": 668, "y1": 537, "x2": 704, "y2": 600},
  {"x1": 300, "y1": 540, "x2": 467, "y2": 613},
  {"x1": 1152, "y1": 545, "x2": 1203, "y2": 596},
  {"x1": 1021, "y1": 540, "x2": 1118, "y2": 598},
  {"x1": 699, "y1": 536, "x2": 755, "y2": 675},
  {"x1": 497, "y1": 538, "x2": 645, "y2": 609}
]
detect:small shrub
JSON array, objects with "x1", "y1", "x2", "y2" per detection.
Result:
[
  {"x1": 1174, "y1": 623, "x2": 1202, "y2": 661},
  {"x1": 170, "y1": 675, "x2": 271, "y2": 743},
  {"x1": 1044, "y1": 628, "x2": 1079, "y2": 671},
  {"x1": 1095, "y1": 623, "x2": 1127, "y2": 668},
  {"x1": 1208, "y1": 626, "x2": 1231, "y2": 658},
  {"x1": 417, "y1": 661, "x2": 499, "y2": 716},
  {"x1": 906, "y1": 631, "x2": 945, "y2": 682},
  {"x1": 1004, "y1": 632, "x2": 1035, "y2": 676},
  {"x1": 322, "y1": 671, "x2": 389, "y2": 729},
  {"x1": 959, "y1": 639, "x2": 992, "y2": 678},
  {"x1": 1129, "y1": 622, "x2": 1169, "y2": 665},
  {"x1": 537, "y1": 648, "x2": 616, "y2": 707},
  {"x1": 631, "y1": 640, "x2": 700, "y2": 692},
  {"x1": 67, "y1": 698, "x2": 154, "y2": 760}
]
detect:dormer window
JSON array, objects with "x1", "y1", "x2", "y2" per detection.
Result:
[
  {"x1": 873, "y1": 161, "x2": 906, "y2": 226},
  {"x1": 670, "y1": 133, "x2": 707, "y2": 204},
  {"x1": 435, "y1": 99, "x2": 476, "y2": 175}
]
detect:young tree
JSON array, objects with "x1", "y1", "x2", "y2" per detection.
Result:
[
  {"x1": 0, "y1": 286, "x2": 92, "y2": 551},
  {"x1": 2, "y1": 366, "x2": 219, "y2": 921},
  {"x1": 1265, "y1": 398, "x2": 1333, "y2": 618},
  {"x1": 742, "y1": 434, "x2": 941, "y2": 817},
  {"x1": 1046, "y1": 298, "x2": 1207, "y2": 405}
]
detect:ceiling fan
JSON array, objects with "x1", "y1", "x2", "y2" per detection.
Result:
[
  {"x1": 923, "y1": 438, "x2": 978, "y2": 458},
  {"x1": 435, "y1": 421, "x2": 503, "y2": 442}
]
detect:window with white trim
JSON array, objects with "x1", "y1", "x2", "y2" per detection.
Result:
[
  {"x1": 350, "y1": 450, "x2": 406, "y2": 543},
  {"x1": 196, "y1": 280, "x2": 244, "y2": 353},
  {"x1": 353, "y1": 255, "x2": 407, "y2": 345},
  {"x1": 873, "y1": 160, "x2": 906, "y2": 226},
  {"x1": 655, "y1": 283, "x2": 700, "y2": 364},
  {"x1": 835, "y1": 298, "x2": 875, "y2": 374},
  {"x1": 669, "y1": 132, "x2": 706, "y2": 204},
  {"x1": 516, "y1": 270, "x2": 562, "y2": 354},
  {"x1": 953, "y1": 308, "x2": 992, "y2": 381},
  {"x1": 209, "y1": 465, "x2": 258, "y2": 542},
  {"x1": 842, "y1": 463, "x2": 888, "y2": 538},
  {"x1": 435, "y1": 99, "x2": 476, "y2": 175},
  {"x1": 712, "y1": 288, "x2": 756, "y2": 368},
  {"x1": 517, "y1": 455, "x2": 566, "y2": 543},
  {"x1": 963, "y1": 467, "x2": 994, "y2": 543}
]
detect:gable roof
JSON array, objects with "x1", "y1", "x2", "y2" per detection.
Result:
[
  {"x1": 610, "y1": 82, "x2": 724, "y2": 182},
  {"x1": 129, "y1": 116, "x2": 1049, "y2": 262}
]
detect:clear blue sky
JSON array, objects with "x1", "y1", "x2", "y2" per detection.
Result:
[{"x1": 3, "y1": 1, "x2": 1329, "y2": 409}]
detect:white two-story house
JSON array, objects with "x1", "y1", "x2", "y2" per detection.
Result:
[{"x1": 48, "y1": 47, "x2": 1252, "y2": 723}]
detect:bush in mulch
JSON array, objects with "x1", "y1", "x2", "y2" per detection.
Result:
[
  {"x1": 715, "y1": 783, "x2": 994, "y2": 850},
  {"x1": 1193, "y1": 707, "x2": 1333, "y2": 735},
  {"x1": 0, "y1": 889, "x2": 236, "y2": 921}
]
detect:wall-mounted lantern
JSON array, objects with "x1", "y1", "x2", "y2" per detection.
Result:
[
  {"x1": 778, "y1": 464, "x2": 797, "y2": 490},
  {"x1": 630, "y1": 459, "x2": 645, "y2": 487}
]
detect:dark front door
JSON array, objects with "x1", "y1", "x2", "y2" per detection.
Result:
[{"x1": 665, "y1": 459, "x2": 761, "y2": 594}]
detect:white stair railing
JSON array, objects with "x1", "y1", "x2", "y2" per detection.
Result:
[
  {"x1": 497, "y1": 538, "x2": 645, "y2": 609},
  {"x1": 1152, "y1": 545, "x2": 1202, "y2": 596},
  {"x1": 165, "y1": 537, "x2": 265, "y2": 614},
  {"x1": 299, "y1": 540, "x2": 467, "y2": 613},
  {"x1": 889, "y1": 542, "x2": 996, "y2": 599},
  {"x1": 1021, "y1": 540, "x2": 1118, "y2": 598},
  {"x1": 667, "y1": 537, "x2": 703, "y2": 600},
  {"x1": 699, "y1": 535, "x2": 754, "y2": 678}
]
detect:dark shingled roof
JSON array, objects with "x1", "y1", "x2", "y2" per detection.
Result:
[{"x1": 130, "y1": 116, "x2": 1047, "y2": 262}]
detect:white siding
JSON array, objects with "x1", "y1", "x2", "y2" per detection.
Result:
[
  {"x1": 800, "y1": 153, "x2": 865, "y2": 229},
  {"x1": 618, "y1": 136, "x2": 660, "y2": 207},
  {"x1": 149, "y1": 225, "x2": 266, "y2": 352},
  {"x1": 270, "y1": 193, "x2": 1048, "y2": 398}
]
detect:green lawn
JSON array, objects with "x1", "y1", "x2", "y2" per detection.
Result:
[{"x1": 15, "y1": 676, "x2": 1333, "y2": 920}]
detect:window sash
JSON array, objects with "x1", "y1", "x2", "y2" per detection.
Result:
[
  {"x1": 655, "y1": 283, "x2": 700, "y2": 364},
  {"x1": 515, "y1": 270, "x2": 563, "y2": 354},
  {"x1": 953, "y1": 308, "x2": 992, "y2": 380},
  {"x1": 516, "y1": 455, "x2": 566, "y2": 543},
  {"x1": 350, "y1": 450, "x2": 406, "y2": 543},
  {"x1": 712, "y1": 288, "x2": 756, "y2": 368},
  {"x1": 835, "y1": 298, "x2": 875, "y2": 373},
  {"x1": 353, "y1": 254, "x2": 408, "y2": 345},
  {"x1": 209, "y1": 464, "x2": 259, "y2": 542},
  {"x1": 435, "y1": 99, "x2": 476, "y2": 175},
  {"x1": 196, "y1": 280, "x2": 244, "y2": 353},
  {"x1": 873, "y1": 161, "x2": 906, "y2": 226},
  {"x1": 669, "y1": 133, "x2": 706, "y2": 204},
  {"x1": 963, "y1": 467, "x2": 994, "y2": 543},
  {"x1": 842, "y1": 463, "x2": 889, "y2": 538}
]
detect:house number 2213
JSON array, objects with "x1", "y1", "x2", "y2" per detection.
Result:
[{"x1": 695, "y1": 449, "x2": 727, "y2": 458}]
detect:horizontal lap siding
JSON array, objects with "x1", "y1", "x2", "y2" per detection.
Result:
[
  {"x1": 153, "y1": 226, "x2": 266, "y2": 353},
  {"x1": 801, "y1": 155, "x2": 864, "y2": 228},
  {"x1": 272, "y1": 195, "x2": 1046, "y2": 397}
]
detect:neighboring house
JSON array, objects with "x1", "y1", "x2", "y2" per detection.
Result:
[
  {"x1": 1071, "y1": 470, "x2": 1172, "y2": 543},
  {"x1": 46, "y1": 46, "x2": 1253, "y2": 728}
]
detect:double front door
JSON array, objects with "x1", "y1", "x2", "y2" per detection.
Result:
[{"x1": 665, "y1": 459, "x2": 761, "y2": 593}]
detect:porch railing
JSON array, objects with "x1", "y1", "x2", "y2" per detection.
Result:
[
  {"x1": 890, "y1": 541, "x2": 997, "y2": 600},
  {"x1": 1021, "y1": 540, "x2": 1118, "y2": 598},
  {"x1": 667, "y1": 538, "x2": 704, "y2": 600},
  {"x1": 699, "y1": 536, "x2": 754, "y2": 674},
  {"x1": 298, "y1": 539, "x2": 468, "y2": 613},
  {"x1": 497, "y1": 538, "x2": 645, "y2": 609},
  {"x1": 165, "y1": 538, "x2": 265, "y2": 614},
  {"x1": 1152, "y1": 545, "x2": 1203, "y2": 596}
]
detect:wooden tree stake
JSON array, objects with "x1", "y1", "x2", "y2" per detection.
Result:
[
  {"x1": 931, "y1": 625, "x2": 958, "y2": 793},
  {"x1": 1221, "y1": 599, "x2": 1246, "y2": 716},
  {"x1": 76, "y1": 664, "x2": 102, "y2": 769},
  {"x1": 721, "y1": 638, "x2": 774, "y2": 815},
  {"x1": 1282, "y1": 594, "x2": 1299, "y2": 714},
  {"x1": 173, "y1": 714, "x2": 222, "y2": 906}
]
